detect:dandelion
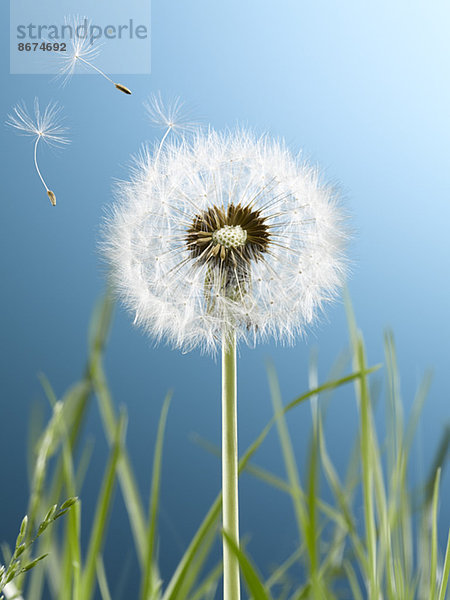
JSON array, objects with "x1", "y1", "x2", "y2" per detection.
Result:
[
  {"x1": 6, "y1": 99, "x2": 69, "y2": 206},
  {"x1": 104, "y1": 119, "x2": 347, "y2": 600},
  {"x1": 58, "y1": 16, "x2": 132, "y2": 95}
]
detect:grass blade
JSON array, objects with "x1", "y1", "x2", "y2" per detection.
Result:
[
  {"x1": 266, "y1": 364, "x2": 310, "y2": 568},
  {"x1": 188, "y1": 561, "x2": 222, "y2": 600},
  {"x1": 265, "y1": 545, "x2": 304, "y2": 591},
  {"x1": 96, "y1": 556, "x2": 112, "y2": 600},
  {"x1": 430, "y1": 468, "x2": 441, "y2": 599},
  {"x1": 421, "y1": 427, "x2": 450, "y2": 508},
  {"x1": 88, "y1": 292, "x2": 148, "y2": 567},
  {"x1": 175, "y1": 525, "x2": 218, "y2": 600},
  {"x1": 91, "y1": 357, "x2": 148, "y2": 566},
  {"x1": 345, "y1": 295, "x2": 378, "y2": 599},
  {"x1": 80, "y1": 412, "x2": 125, "y2": 600},
  {"x1": 222, "y1": 530, "x2": 272, "y2": 600},
  {"x1": 161, "y1": 498, "x2": 221, "y2": 600},
  {"x1": 140, "y1": 392, "x2": 172, "y2": 600},
  {"x1": 343, "y1": 559, "x2": 363, "y2": 600},
  {"x1": 438, "y1": 528, "x2": 450, "y2": 600}
]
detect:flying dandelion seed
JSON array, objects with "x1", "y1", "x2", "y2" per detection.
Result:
[
  {"x1": 58, "y1": 16, "x2": 132, "y2": 95},
  {"x1": 6, "y1": 99, "x2": 69, "y2": 206},
  {"x1": 104, "y1": 128, "x2": 347, "y2": 352}
]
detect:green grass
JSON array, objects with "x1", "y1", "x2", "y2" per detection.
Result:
[{"x1": 1, "y1": 292, "x2": 449, "y2": 600}]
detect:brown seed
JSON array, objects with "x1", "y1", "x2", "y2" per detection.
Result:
[
  {"x1": 115, "y1": 83, "x2": 132, "y2": 95},
  {"x1": 47, "y1": 190, "x2": 56, "y2": 206}
]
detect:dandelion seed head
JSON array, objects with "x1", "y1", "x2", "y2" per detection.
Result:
[{"x1": 103, "y1": 127, "x2": 348, "y2": 353}]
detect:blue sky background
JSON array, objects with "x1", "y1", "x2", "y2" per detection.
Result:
[{"x1": 1, "y1": 1, "x2": 449, "y2": 597}]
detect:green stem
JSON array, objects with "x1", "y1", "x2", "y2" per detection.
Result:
[
  {"x1": 222, "y1": 330, "x2": 241, "y2": 600},
  {"x1": 357, "y1": 339, "x2": 378, "y2": 599}
]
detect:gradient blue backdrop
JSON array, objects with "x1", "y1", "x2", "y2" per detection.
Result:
[{"x1": 1, "y1": 1, "x2": 449, "y2": 598}]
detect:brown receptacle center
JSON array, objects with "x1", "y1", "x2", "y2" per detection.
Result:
[{"x1": 186, "y1": 203, "x2": 270, "y2": 269}]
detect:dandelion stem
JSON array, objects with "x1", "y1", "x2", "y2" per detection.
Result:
[{"x1": 221, "y1": 329, "x2": 241, "y2": 600}]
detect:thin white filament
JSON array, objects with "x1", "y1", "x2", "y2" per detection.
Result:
[
  {"x1": 77, "y1": 56, "x2": 114, "y2": 84},
  {"x1": 155, "y1": 127, "x2": 172, "y2": 164},
  {"x1": 34, "y1": 136, "x2": 49, "y2": 192}
]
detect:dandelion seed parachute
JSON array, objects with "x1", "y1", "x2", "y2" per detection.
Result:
[
  {"x1": 104, "y1": 128, "x2": 348, "y2": 353},
  {"x1": 144, "y1": 93, "x2": 200, "y2": 164},
  {"x1": 57, "y1": 16, "x2": 101, "y2": 82},
  {"x1": 6, "y1": 98, "x2": 69, "y2": 206},
  {"x1": 144, "y1": 92, "x2": 199, "y2": 137},
  {"x1": 58, "y1": 16, "x2": 132, "y2": 95}
]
